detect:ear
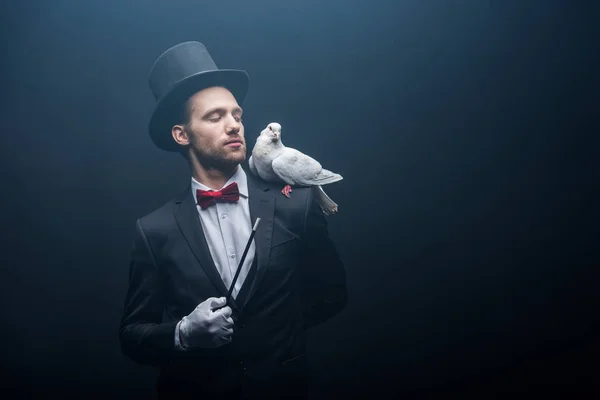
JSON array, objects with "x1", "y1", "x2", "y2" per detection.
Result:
[{"x1": 172, "y1": 124, "x2": 190, "y2": 146}]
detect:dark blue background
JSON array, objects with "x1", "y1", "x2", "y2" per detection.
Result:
[{"x1": 1, "y1": 0, "x2": 598, "y2": 398}]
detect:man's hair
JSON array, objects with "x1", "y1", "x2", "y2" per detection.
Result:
[
  {"x1": 173, "y1": 97, "x2": 194, "y2": 160},
  {"x1": 176, "y1": 97, "x2": 194, "y2": 127}
]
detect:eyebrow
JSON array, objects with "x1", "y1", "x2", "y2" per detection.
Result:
[{"x1": 202, "y1": 106, "x2": 243, "y2": 117}]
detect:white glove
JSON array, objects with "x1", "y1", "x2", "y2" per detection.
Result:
[{"x1": 179, "y1": 297, "x2": 234, "y2": 349}]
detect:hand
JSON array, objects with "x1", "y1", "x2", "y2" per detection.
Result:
[{"x1": 179, "y1": 297, "x2": 234, "y2": 349}]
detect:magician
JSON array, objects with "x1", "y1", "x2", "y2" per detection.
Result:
[{"x1": 118, "y1": 41, "x2": 348, "y2": 399}]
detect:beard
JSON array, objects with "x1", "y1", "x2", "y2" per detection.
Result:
[{"x1": 191, "y1": 137, "x2": 247, "y2": 171}]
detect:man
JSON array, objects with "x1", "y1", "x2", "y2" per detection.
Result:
[{"x1": 119, "y1": 41, "x2": 347, "y2": 399}]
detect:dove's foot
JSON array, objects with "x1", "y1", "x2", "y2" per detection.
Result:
[{"x1": 281, "y1": 185, "x2": 293, "y2": 198}]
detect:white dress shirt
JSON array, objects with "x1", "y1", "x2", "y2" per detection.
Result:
[
  {"x1": 191, "y1": 165, "x2": 256, "y2": 299},
  {"x1": 175, "y1": 166, "x2": 256, "y2": 350}
]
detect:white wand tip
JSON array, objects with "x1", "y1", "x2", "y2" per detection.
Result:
[{"x1": 253, "y1": 218, "x2": 261, "y2": 231}]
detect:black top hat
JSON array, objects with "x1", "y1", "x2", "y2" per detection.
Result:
[{"x1": 148, "y1": 41, "x2": 250, "y2": 152}]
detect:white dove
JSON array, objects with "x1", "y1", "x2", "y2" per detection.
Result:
[{"x1": 248, "y1": 122, "x2": 343, "y2": 215}]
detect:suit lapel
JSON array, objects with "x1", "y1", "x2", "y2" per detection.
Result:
[
  {"x1": 173, "y1": 186, "x2": 232, "y2": 304},
  {"x1": 172, "y1": 172, "x2": 274, "y2": 314},
  {"x1": 242, "y1": 172, "x2": 275, "y2": 309}
]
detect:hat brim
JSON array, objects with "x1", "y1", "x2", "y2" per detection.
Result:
[{"x1": 148, "y1": 69, "x2": 250, "y2": 152}]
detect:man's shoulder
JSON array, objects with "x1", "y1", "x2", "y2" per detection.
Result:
[
  {"x1": 136, "y1": 187, "x2": 189, "y2": 232},
  {"x1": 250, "y1": 174, "x2": 314, "y2": 209}
]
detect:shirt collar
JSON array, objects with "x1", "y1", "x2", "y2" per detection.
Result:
[{"x1": 191, "y1": 165, "x2": 249, "y2": 199}]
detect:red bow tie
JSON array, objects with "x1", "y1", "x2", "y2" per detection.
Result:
[{"x1": 196, "y1": 182, "x2": 240, "y2": 209}]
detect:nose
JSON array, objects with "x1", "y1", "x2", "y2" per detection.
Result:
[{"x1": 226, "y1": 115, "x2": 242, "y2": 134}]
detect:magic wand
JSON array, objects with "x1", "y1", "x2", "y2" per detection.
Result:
[{"x1": 214, "y1": 217, "x2": 261, "y2": 311}]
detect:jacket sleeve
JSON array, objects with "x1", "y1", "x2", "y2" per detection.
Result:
[
  {"x1": 118, "y1": 218, "x2": 180, "y2": 365},
  {"x1": 300, "y1": 187, "x2": 348, "y2": 330}
]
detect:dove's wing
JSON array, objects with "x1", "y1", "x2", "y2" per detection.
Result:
[
  {"x1": 272, "y1": 147, "x2": 342, "y2": 186},
  {"x1": 312, "y1": 168, "x2": 344, "y2": 185}
]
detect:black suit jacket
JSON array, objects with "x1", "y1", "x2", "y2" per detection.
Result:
[{"x1": 119, "y1": 171, "x2": 347, "y2": 398}]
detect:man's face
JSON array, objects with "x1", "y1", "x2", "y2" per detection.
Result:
[{"x1": 175, "y1": 86, "x2": 246, "y2": 169}]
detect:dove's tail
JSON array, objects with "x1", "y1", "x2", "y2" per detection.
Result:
[
  {"x1": 311, "y1": 169, "x2": 343, "y2": 185},
  {"x1": 314, "y1": 185, "x2": 339, "y2": 216}
]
